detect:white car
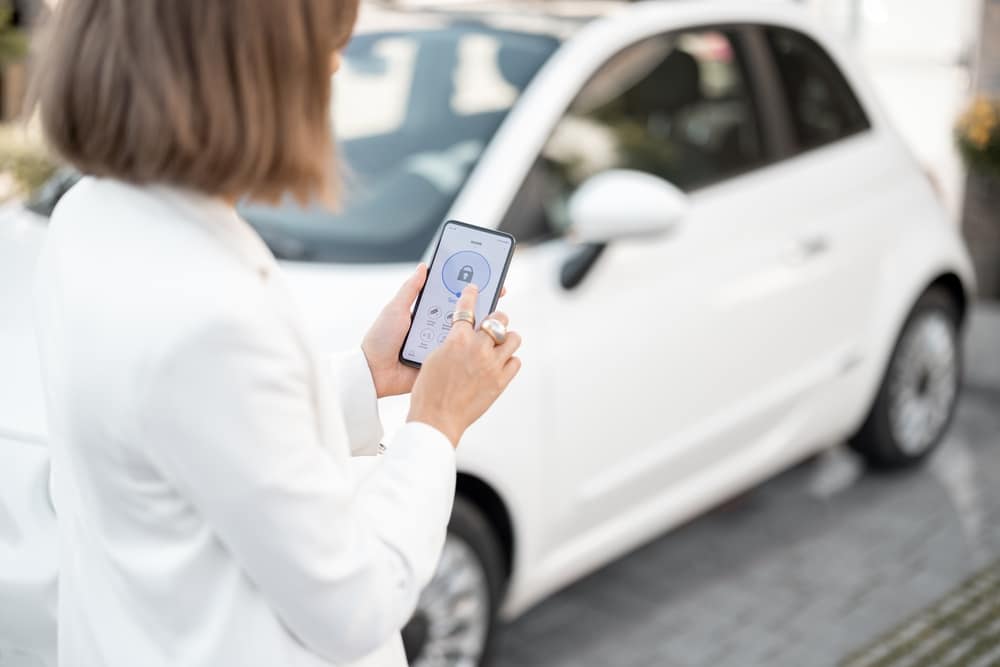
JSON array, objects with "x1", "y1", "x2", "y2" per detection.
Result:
[{"x1": 0, "y1": 2, "x2": 975, "y2": 665}]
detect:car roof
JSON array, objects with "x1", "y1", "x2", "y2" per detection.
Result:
[
  {"x1": 355, "y1": 0, "x2": 628, "y2": 41},
  {"x1": 355, "y1": 0, "x2": 824, "y2": 46}
]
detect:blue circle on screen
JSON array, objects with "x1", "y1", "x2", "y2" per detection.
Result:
[{"x1": 441, "y1": 251, "x2": 491, "y2": 297}]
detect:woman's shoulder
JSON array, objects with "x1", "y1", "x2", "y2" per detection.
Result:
[
  {"x1": 52, "y1": 177, "x2": 165, "y2": 224},
  {"x1": 48, "y1": 177, "x2": 259, "y2": 281},
  {"x1": 43, "y1": 178, "x2": 281, "y2": 356},
  {"x1": 52, "y1": 177, "x2": 215, "y2": 235}
]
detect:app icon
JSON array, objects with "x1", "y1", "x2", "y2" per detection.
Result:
[{"x1": 441, "y1": 251, "x2": 491, "y2": 298}]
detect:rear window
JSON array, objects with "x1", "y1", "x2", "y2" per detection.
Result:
[{"x1": 765, "y1": 27, "x2": 870, "y2": 151}]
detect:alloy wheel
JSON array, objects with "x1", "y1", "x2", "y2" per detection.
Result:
[
  {"x1": 886, "y1": 311, "x2": 958, "y2": 456},
  {"x1": 403, "y1": 534, "x2": 492, "y2": 667}
]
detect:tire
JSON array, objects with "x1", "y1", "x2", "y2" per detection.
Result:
[
  {"x1": 850, "y1": 288, "x2": 962, "y2": 469},
  {"x1": 402, "y1": 496, "x2": 506, "y2": 667}
]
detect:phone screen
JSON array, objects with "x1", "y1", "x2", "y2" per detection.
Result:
[{"x1": 401, "y1": 221, "x2": 515, "y2": 367}]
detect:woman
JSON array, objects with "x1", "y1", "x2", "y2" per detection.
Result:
[{"x1": 30, "y1": 1, "x2": 521, "y2": 666}]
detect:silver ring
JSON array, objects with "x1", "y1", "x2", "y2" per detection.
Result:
[{"x1": 480, "y1": 318, "x2": 508, "y2": 345}]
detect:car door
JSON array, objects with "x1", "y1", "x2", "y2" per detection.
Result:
[
  {"x1": 490, "y1": 24, "x2": 872, "y2": 550},
  {"x1": 748, "y1": 25, "x2": 888, "y2": 433}
]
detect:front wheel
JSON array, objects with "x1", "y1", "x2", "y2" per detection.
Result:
[
  {"x1": 850, "y1": 288, "x2": 962, "y2": 468},
  {"x1": 403, "y1": 497, "x2": 505, "y2": 667}
]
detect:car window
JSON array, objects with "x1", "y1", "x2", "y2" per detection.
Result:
[
  {"x1": 239, "y1": 26, "x2": 558, "y2": 263},
  {"x1": 764, "y1": 27, "x2": 870, "y2": 151},
  {"x1": 501, "y1": 29, "x2": 764, "y2": 242}
]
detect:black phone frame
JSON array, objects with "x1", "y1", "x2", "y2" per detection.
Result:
[{"x1": 399, "y1": 220, "x2": 517, "y2": 369}]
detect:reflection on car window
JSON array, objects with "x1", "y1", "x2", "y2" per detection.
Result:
[
  {"x1": 333, "y1": 37, "x2": 419, "y2": 141},
  {"x1": 502, "y1": 29, "x2": 763, "y2": 242},
  {"x1": 240, "y1": 26, "x2": 557, "y2": 264},
  {"x1": 451, "y1": 34, "x2": 522, "y2": 115},
  {"x1": 765, "y1": 28, "x2": 870, "y2": 151}
]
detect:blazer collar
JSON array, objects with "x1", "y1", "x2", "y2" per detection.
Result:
[{"x1": 147, "y1": 184, "x2": 278, "y2": 279}]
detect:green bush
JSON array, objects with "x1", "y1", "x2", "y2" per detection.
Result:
[
  {"x1": 0, "y1": 124, "x2": 58, "y2": 199},
  {"x1": 0, "y1": 2, "x2": 28, "y2": 66}
]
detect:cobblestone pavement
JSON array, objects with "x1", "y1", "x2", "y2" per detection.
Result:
[
  {"x1": 494, "y1": 305, "x2": 1000, "y2": 667},
  {"x1": 843, "y1": 558, "x2": 1000, "y2": 667}
]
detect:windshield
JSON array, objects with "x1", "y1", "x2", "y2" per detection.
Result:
[{"x1": 239, "y1": 25, "x2": 558, "y2": 263}]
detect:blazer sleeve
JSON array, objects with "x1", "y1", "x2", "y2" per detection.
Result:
[
  {"x1": 333, "y1": 349, "x2": 384, "y2": 457},
  {"x1": 136, "y1": 309, "x2": 456, "y2": 664}
]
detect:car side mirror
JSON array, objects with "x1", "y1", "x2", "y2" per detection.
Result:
[{"x1": 567, "y1": 170, "x2": 688, "y2": 245}]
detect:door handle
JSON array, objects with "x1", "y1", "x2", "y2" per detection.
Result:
[{"x1": 783, "y1": 235, "x2": 830, "y2": 265}]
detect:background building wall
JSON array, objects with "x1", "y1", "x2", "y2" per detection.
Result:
[
  {"x1": 803, "y1": 0, "x2": 977, "y2": 226},
  {"x1": 963, "y1": 0, "x2": 1000, "y2": 299},
  {"x1": 803, "y1": 0, "x2": 982, "y2": 63}
]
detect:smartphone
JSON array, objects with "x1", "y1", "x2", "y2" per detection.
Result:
[{"x1": 400, "y1": 220, "x2": 516, "y2": 368}]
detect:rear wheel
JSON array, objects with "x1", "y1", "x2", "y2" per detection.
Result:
[
  {"x1": 850, "y1": 288, "x2": 962, "y2": 468},
  {"x1": 403, "y1": 497, "x2": 505, "y2": 667}
]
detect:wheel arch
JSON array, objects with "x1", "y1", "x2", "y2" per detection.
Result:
[
  {"x1": 848, "y1": 273, "x2": 969, "y2": 465},
  {"x1": 455, "y1": 472, "x2": 515, "y2": 582},
  {"x1": 926, "y1": 271, "x2": 970, "y2": 329},
  {"x1": 847, "y1": 264, "x2": 973, "y2": 440}
]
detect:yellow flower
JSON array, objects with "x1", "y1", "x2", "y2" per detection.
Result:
[
  {"x1": 959, "y1": 96, "x2": 998, "y2": 147},
  {"x1": 969, "y1": 126, "x2": 991, "y2": 149},
  {"x1": 973, "y1": 97, "x2": 995, "y2": 118}
]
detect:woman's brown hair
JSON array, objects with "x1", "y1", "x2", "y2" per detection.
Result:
[{"x1": 30, "y1": 0, "x2": 359, "y2": 203}]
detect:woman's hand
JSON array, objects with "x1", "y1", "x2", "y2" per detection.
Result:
[
  {"x1": 408, "y1": 285, "x2": 522, "y2": 447},
  {"x1": 362, "y1": 265, "x2": 509, "y2": 400},
  {"x1": 361, "y1": 264, "x2": 428, "y2": 399}
]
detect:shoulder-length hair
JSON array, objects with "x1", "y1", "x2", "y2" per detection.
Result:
[{"x1": 30, "y1": 0, "x2": 359, "y2": 203}]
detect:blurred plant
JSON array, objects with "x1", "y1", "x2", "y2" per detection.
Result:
[
  {"x1": 0, "y1": 1, "x2": 28, "y2": 66},
  {"x1": 956, "y1": 97, "x2": 1000, "y2": 179},
  {"x1": 0, "y1": 124, "x2": 58, "y2": 200}
]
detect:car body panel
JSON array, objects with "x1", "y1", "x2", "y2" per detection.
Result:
[
  {"x1": 0, "y1": 205, "x2": 49, "y2": 442},
  {"x1": 0, "y1": 434, "x2": 57, "y2": 664}
]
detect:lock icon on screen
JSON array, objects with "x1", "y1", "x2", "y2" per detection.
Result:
[{"x1": 457, "y1": 265, "x2": 474, "y2": 283}]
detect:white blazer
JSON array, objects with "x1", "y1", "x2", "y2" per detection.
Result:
[{"x1": 33, "y1": 178, "x2": 456, "y2": 667}]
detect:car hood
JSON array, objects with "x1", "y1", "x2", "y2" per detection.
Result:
[{"x1": 0, "y1": 203, "x2": 416, "y2": 442}]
